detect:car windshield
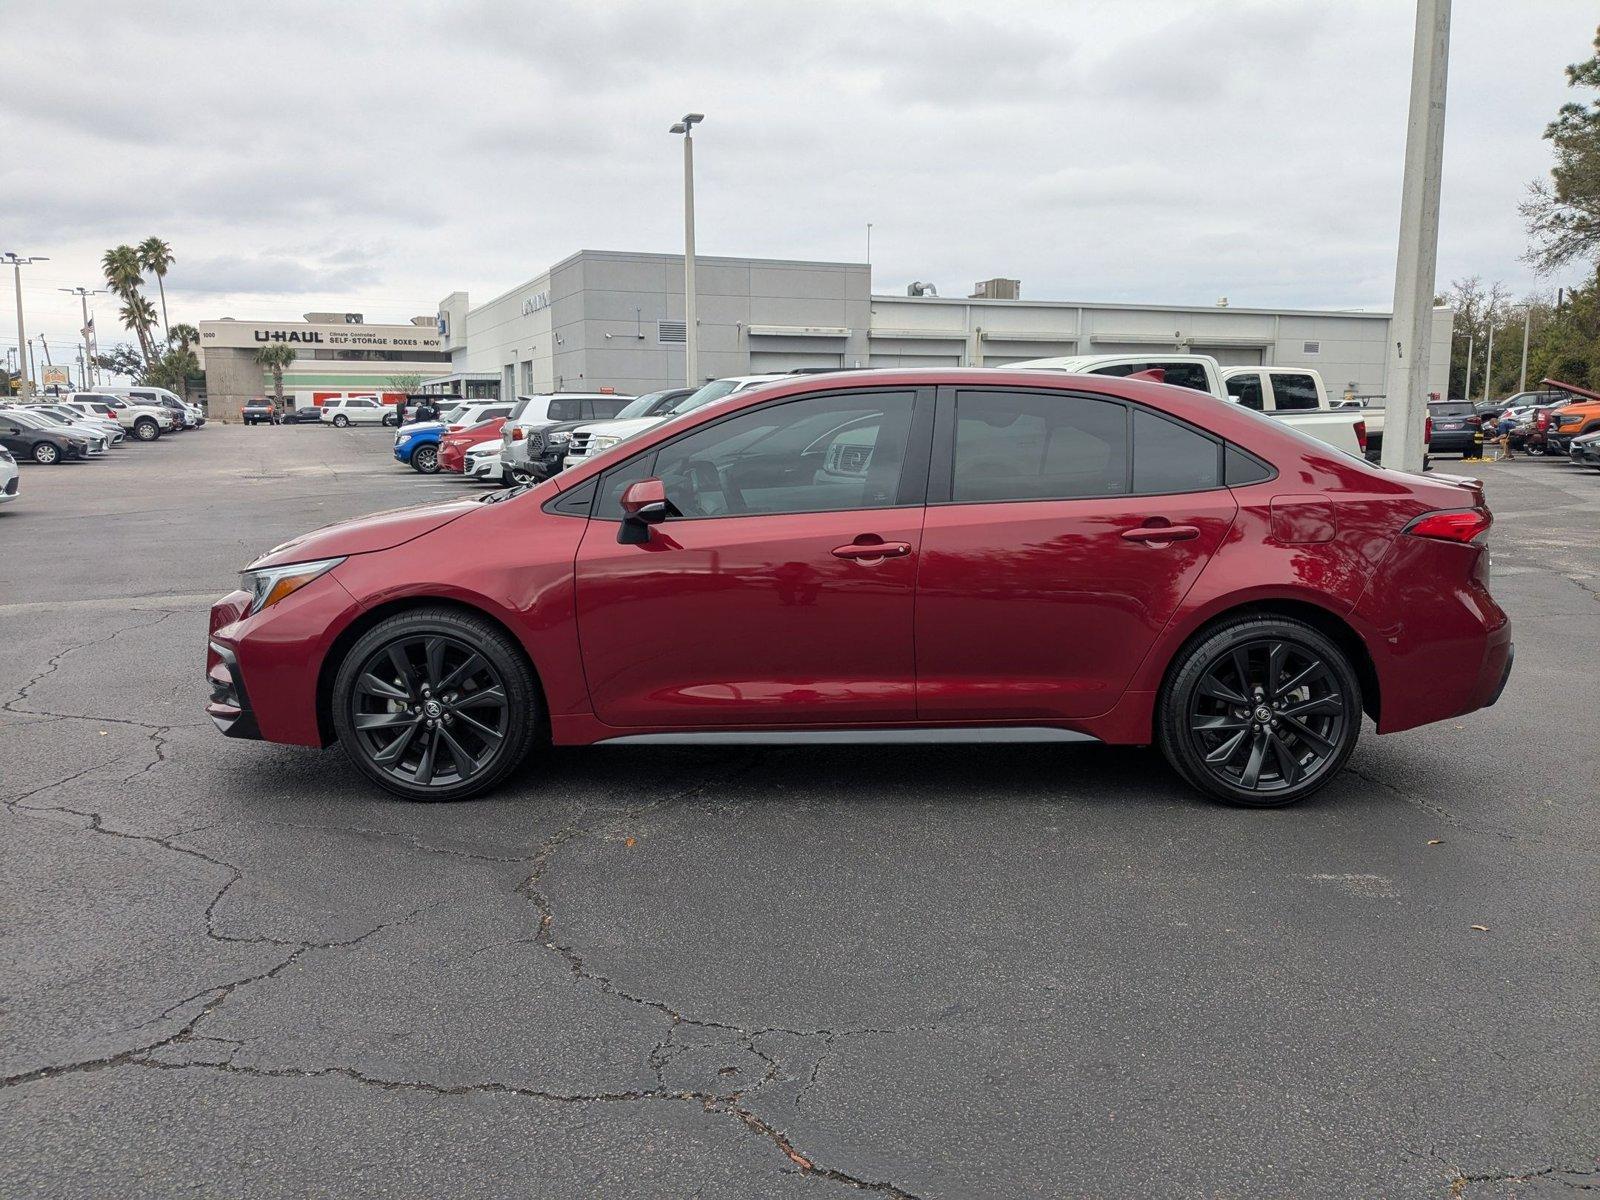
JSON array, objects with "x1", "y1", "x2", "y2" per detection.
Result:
[
  {"x1": 440, "y1": 407, "x2": 466, "y2": 424},
  {"x1": 612, "y1": 392, "x2": 672, "y2": 420},
  {"x1": 666, "y1": 379, "x2": 745, "y2": 415}
]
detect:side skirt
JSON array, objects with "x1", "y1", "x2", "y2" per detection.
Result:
[{"x1": 594, "y1": 727, "x2": 1101, "y2": 747}]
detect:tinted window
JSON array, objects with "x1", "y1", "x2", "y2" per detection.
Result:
[
  {"x1": 1270, "y1": 373, "x2": 1321, "y2": 411},
  {"x1": 1431, "y1": 402, "x2": 1475, "y2": 418},
  {"x1": 595, "y1": 452, "x2": 659, "y2": 520},
  {"x1": 590, "y1": 399, "x2": 629, "y2": 419},
  {"x1": 953, "y1": 391, "x2": 1127, "y2": 502},
  {"x1": 548, "y1": 398, "x2": 583, "y2": 420},
  {"x1": 1225, "y1": 445, "x2": 1273, "y2": 486},
  {"x1": 653, "y1": 391, "x2": 916, "y2": 518},
  {"x1": 1133, "y1": 409, "x2": 1221, "y2": 493},
  {"x1": 1226, "y1": 373, "x2": 1265, "y2": 411},
  {"x1": 1093, "y1": 361, "x2": 1211, "y2": 393}
]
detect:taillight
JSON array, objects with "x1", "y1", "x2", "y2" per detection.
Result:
[
  {"x1": 1406, "y1": 507, "x2": 1491, "y2": 544},
  {"x1": 1354, "y1": 419, "x2": 1367, "y2": 452},
  {"x1": 1424, "y1": 415, "x2": 1433, "y2": 442},
  {"x1": 511, "y1": 427, "x2": 524, "y2": 440}
]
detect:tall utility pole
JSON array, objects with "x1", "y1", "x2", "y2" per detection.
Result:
[
  {"x1": 61, "y1": 286, "x2": 103, "y2": 387},
  {"x1": 3, "y1": 251, "x2": 49, "y2": 401},
  {"x1": 1463, "y1": 332, "x2": 1473, "y2": 400},
  {"x1": 1483, "y1": 322, "x2": 1495, "y2": 404},
  {"x1": 1518, "y1": 305, "x2": 1532, "y2": 393},
  {"x1": 866, "y1": 222, "x2": 873, "y2": 277},
  {"x1": 1381, "y1": 0, "x2": 1451, "y2": 473},
  {"x1": 669, "y1": 113, "x2": 704, "y2": 387}
]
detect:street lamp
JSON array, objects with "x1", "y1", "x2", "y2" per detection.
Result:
[
  {"x1": 3, "y1": 251, "x2": 49, "y2": 400},
  {"x1": 669, "y1": 113, "x2": 705, "y2": 386},
  {"x1": 61, "y1": 286, "x2": 104, "y2": 387}
]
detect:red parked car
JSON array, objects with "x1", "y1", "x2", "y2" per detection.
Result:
[
  {"x1": 207, "y1": 370, "x2": 1512, "y2": 808},
  {"x1": 437, "y1": 416, "x2": 507, "y2": 474}
]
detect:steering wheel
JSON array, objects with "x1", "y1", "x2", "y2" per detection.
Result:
[{"x1": 684, "y1": 457, "x2": 746, "y2": 514}]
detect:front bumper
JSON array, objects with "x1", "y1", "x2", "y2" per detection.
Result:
[
  {"x1": 206, "y1": 639, "x2": 261, "y2": 740},
  {"x1": 466, "y1": 453, "x2": 503, "y2": 481}
]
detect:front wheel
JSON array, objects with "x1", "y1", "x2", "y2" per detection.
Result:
[
  {"x1": 1156, "y1": 616, "x2": 1362, "y2": 808},
  {"x1": 411, "y1": 444, "x2": 439, "y2": 474},
  {"x1": 332, "y1": 414, "x2": 350, "y2": 428},
  {"x1": 133, "y1": 418, "x2": 160, "y2": 442},
  {"x1": 33, "y1": 442, "x2": 61, "y2": 465},
  {"x1": 331, "y1": 608, "x2": 539, "y2": 801},
  {"x1": 383, "y1": 413, "x2": 399, "y2": 427}
]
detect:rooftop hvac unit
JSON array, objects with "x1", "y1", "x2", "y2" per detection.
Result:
[
  {"x1": 970, "y1": 277, "x2": 1020, "y2": 300},
  {"x1": 906, "y1": 281, "x2": 939, "y2": 297}
]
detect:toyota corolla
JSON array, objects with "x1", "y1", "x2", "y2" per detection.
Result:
[{"x1": 207, "y1": 370, "x2": 1512, "y2": 808}]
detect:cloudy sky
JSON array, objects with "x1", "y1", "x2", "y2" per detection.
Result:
[{"x1": 0, "y1": 0, "x2": 1594, "y2": 364}]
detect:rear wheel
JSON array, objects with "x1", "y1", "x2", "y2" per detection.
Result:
[
  {"x1": 411, "y1": 444, "x2": 439, "y2": 474},
  {"x1": 332, "y1": 413, "x2": 350, "y2": 428},
  {"x1": 1157, "y1": 616, "x2": 1361, "y2": 808},
  {"x1": 133, "y1": 417, "x2": 160, "y2": 441},
  {"x1": 331, "y1": 608, "x2": 539, "y2": 801},
  {"x1": 33, "y1": 442, "x2": 60, "y2": 464}
]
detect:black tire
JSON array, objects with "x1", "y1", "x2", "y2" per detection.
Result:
[
  {"x1": 383, "y1": 413, "x2": 399, "y2": 427},
  {"x1": 1156, "y1": 616, "x2": 1362, "y2": 808},
  {"x1": 332, "y1": 413, "x2": 350, "y2": 428},
  {"x1": 133, "y1": 417, "x2": 160, "y2": 442},
  {"x1": 411, "y1": 444, "x2": 439, "y2": 474},
  {"x1": 331, "y1": 607, "x2": 539, "y2": 801},
  {"x1": 33, "y1": 441, "x2": 60, "y2": 465}
]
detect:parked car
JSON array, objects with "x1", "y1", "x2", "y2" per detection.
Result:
[
  {"x1": 464, "y1": 441, "x2": 506, "y2": 485},
  {"x1": 438, "y1": 417, "x2": 508, "y2": 474},
  {"x1": 556, "y1": 379, "x2": 786, "y2": 475},
  {"x1": 242, "y1": 399, "x2": 281, "y2": 425},
  {"x1": 1543, "y1": 380, "x2": 1600, "y2": 451},
  {"x1": 0, "y1": 445, "x2": 17, "y2": 506},
  {"x1": 499, "y1": 392, "x2": 636, "y2": 482},
  {"x1": 1427, "y1": 399, "x2": 1482, "y2": 457},
  {"x1": 1005, "y1": 355, "x2": 1367, "y2": 457},
  {"x1": 1568, "y1": 427, "x2": 1600, "y2": 469},
  {"x1": 0, "y1": 408, "x2": 97, "y2": 463},
  {"x1": 67, "y1": 391, "x2": 174, "y2": 441},
  {"x1": 281, "y1": 404, "x2": 325, "y2": 424},
  {"x1": 207, "y1": 367, "x2": 1511, "y2": 809},
  {"x1": 94, "y1": 385, "x2": 203, "y2": 429},
  {"x1": 320, "y1": 396, "x2": 397, "y2": 427},
  {"x1": 51, "y1": 399, "x2": 129, "y2": 441},
  {"x1": 393, "y1": 401, "x2": 516, "y2": 473},
  {"x1": 23, "y1": 403, "x2": 126, "y2": 445},
  {"x1": 520, "y1": 388, "x2": 694, "y2": 482}
]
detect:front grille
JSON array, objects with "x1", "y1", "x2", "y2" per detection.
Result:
[{"x1": 566, "y1": 432, "x2": 592, "y2": 457}]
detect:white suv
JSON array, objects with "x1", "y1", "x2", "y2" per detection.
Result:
[
  {"x1": 560, "y1": 375, "x2": 790, "y2": 471},
  {"x1": 321, "y1": 396, "x2": 398, "y2": 427},
  {"x1": 69, "y1": 391, "x2": 175, "y2": 441},
  {"x1": 500, "y1": 392, "x2": 634, "y2": 481}
]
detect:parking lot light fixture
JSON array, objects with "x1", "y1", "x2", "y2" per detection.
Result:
[
  {"x1": 4, "y1": 252, "x2": 49, "y2": 400},
  {"x1": 670, "y1": 114, "x2": 704, "y2": 386}
]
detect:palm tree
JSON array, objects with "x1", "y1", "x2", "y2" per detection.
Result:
[
  {"x1": 255, "y1": 343, "x2": 297, "y2": 403},
  {"x1": 118, "y1": 295, "x2": 160, "y2": 366},
  {"x1": 168, "y1": 322, "x2": 200, "y2": 353},
  {"x1": 138, "y1": 238, "x2": 175, "y2": 336}
]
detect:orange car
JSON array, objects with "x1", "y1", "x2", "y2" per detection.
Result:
[{"x1": 1545, "y1": 378, "x2": 1600, "y2": 450}]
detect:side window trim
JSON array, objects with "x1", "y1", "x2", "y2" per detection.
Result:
[
  {"x1": 930, "y1": 385, "x2": 1229, "y2": 506},
  {"x1": 588, "y1": 386, "x2": 936, "y2": 521}
]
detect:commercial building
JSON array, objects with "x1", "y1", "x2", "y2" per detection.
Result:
[
  {"x1": 436, "y1": 250, "x2": 1452, "y2": 403},
  {"x1": 199, "y1": 312, "x2": 453, "y2": 416}
]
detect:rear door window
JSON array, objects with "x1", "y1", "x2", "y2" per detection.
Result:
[
  {"x1": 1269, "y1": 373, "x2": 1321, "y2": 411},
  {"x1": 951, "y1": 390, "x2": 1128, "y2": 501},
  {"x1": 1225, "y1": 373, "x2": 1265, "y2": 411},
  {"x1": 591, "y1": 399, "x2": 630, "y2": 418},
  {"x1": 548, "y1": 398, "x2": 583, "y2": 420}
]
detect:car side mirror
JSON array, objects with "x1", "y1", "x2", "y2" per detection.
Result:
[{"x1": 617, "y1": 478, "x2": 671, "y2": 544}]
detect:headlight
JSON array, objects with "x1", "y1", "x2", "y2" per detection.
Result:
[
  {"x1": 548, "y1": 430, "x2": 572, "y2": 445},
  {"x1": 240, "y1": 557, "x2": 345, "y2": 616},
  {"x1": 589, "y1": 435, "x2": 620, "y2": 453}
]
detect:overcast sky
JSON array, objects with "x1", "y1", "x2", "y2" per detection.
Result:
[{"x1": 0, "y1": 0, "x2": 1595, "y2": 362}]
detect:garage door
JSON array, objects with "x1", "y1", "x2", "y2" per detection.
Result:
[
  {"x1": 749, "y1": 351, "x2": 843, "y2": 373},
  {"x1": 1204, "y1": 347, "x2": 1265, "y2": 366},
  {"x1": 869, "y1": 352, "x2": 961, "y2": 369}
]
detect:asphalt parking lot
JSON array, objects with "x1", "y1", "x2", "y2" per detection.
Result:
[{"x1": 2, "y1": 425, "x2": 1597, "y2": 1198}]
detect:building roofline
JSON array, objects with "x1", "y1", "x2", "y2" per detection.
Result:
[{"x1": 869, "y1": 294, "x2": 1451, "y2": 319}]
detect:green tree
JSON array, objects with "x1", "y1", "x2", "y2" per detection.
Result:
[
  {"x1": 1523, "y1": 27, "x2": 1600, "y2": 273},
  {"x1": 118, "y1": 294, "x2": 160, "y2": 364},
  {"x1": 147, "y1": 324, "x2": 204, "y2": 401},
  {"x1": 167, "y1": 322, "x2": 199, "y2": 353},
  {"x1": 138, "y1": 237, "x2": 175, "y2": 336},
  {"x1": 255, "y1": 342, "x2": 297, "y2": 403},
  {"x1": 93, "y1": 343, "x2": 147, "y2": 380},
  {"x1": 1525, "y1": 265, "x2": 1600, "y2": 389},
  {"x1": 385, "y1": 372, "x2": 423, "y2": 395},
  {"x1": 101, "y1": 244, "x2": 157, "y2": 365}
]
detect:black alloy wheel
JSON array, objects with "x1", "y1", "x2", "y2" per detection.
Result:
[
  {"x1": 412, "y1": 444, "x2": 439, "y2": 474},
  {"x1": 1157, "y1": 617, "x2": 1361, "y2": 807},
  {"x1": 33, "y1": 442, "x2": 60, "y2": 464},
  {"x1": 332, "y1": 608, "x2": 539, "y2": 801}
]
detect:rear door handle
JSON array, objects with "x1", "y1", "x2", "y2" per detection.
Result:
[
  {"x1": 832, "y1": 541, "x2": 912, "y2": 560},
  {"x1": 1121, "y1": 524, "x2": 1200, "y2": 544}
]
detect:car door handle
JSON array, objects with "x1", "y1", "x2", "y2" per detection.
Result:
[
  {"x1": 832, "y1": 541, "x2": 912, "y2": 560},
  {"x1": 1121, "y1": 524, "x2": 1200, "y2": 544}
]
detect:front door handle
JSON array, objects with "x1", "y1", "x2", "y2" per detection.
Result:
[
  {"x1": 832, "y1": 541, "x2": 912, "y2": 560},
  {"x1": 1121, "y1": 524, "x2": 1200, "y2": 544}
]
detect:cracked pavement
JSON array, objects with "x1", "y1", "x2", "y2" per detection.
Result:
[{"x1": 1, "y1": 427, "x2": 1596, "y2": 1197}]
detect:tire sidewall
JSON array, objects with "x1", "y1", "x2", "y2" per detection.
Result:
[
  {"x1": 1157, "y1": 616, "x2": 1362, "y2": 808},
  {"x1": 331, "y1": 607, "x2": 539, "y2": 801},
  {"x1": 135, "y1": 419, "x2": 159, "y2": 441},
  {"x1": 333, "y1": 414, "x2": 349, "y2": 427},
  {"x1": 34, "y1": 442, "x2": 59, "y2": 464},
  {"x1": 412, "y1": 445, "x2": 439, "y2": 474}
]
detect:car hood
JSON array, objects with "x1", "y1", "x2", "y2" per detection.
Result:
[
  {"x1": 397, "y1": 421, "x2": 447, "y2": 437},
  {"x1": 580, "y1": 416, "x2": 666, "y2": 439},
  {"x1": 247, "y1": 498, "x2": 481, "y2": 570}
]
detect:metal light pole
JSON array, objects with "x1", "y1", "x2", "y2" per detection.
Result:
[
  {"x1": 669, "y1": 113, "x2": 705, "y2": 387},
  {"x1": 1483, "y1": 321, "x2": 1494, "y2": 404},
  {"x1": 1381, "y1": 0, "x2": 1451, "y2": 473},
  {"x1": 1518, "y1": 305, "x2": 1531, "y2": 393},
  {"x1": 4, "y1": 252, "x2": 49, "y2": 401},
  {"x1": 1463, "y1": 332, "x2": 1473, "y2": 401},
  {"x1": 61, "y1": 286, "x2": 103, "y2": 386}
]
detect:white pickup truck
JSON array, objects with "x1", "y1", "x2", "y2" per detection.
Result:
[{"x1": 1002, "y1": 354, "x2": 1366, "y2": 456}]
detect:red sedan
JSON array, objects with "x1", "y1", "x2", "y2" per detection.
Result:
[
  {"x1": 207, "y1": 370, "x2": 1512, "y2": 808},
  {"x1": 436, "y1": 416, "x2": 507, "y2": 474}
]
